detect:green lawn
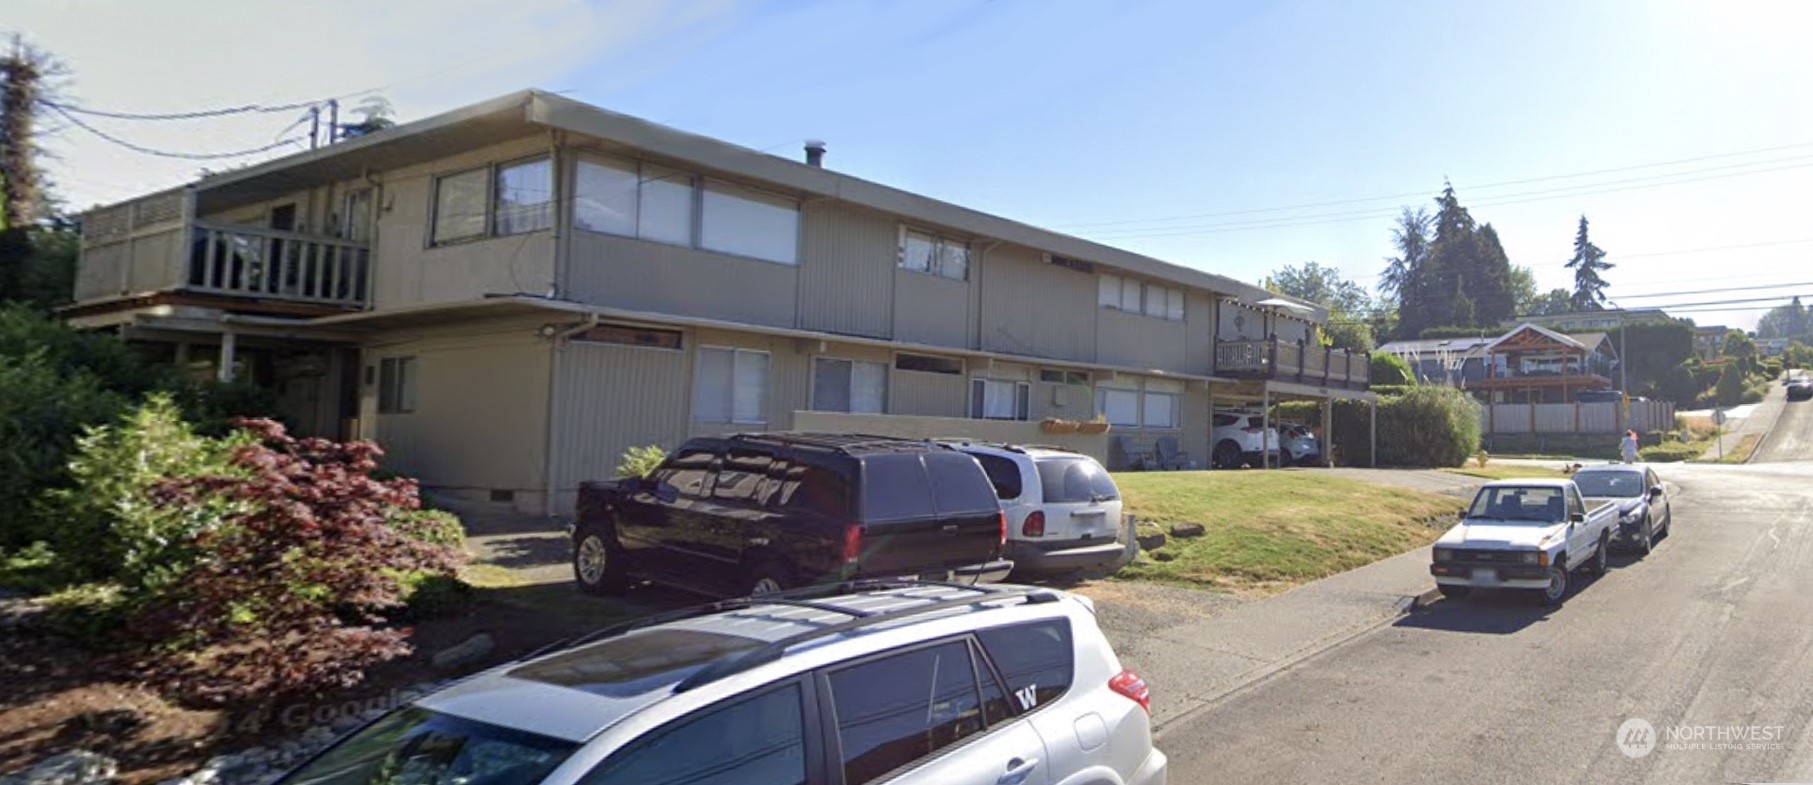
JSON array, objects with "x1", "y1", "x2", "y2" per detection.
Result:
[{"x1": 1113, "y1": 471, "x2": 1462, "y2": 595}]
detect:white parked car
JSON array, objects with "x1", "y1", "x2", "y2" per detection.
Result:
[
  {"x1": 1278, "y1": 424, "x2": 1321, "y2": 467},
  {"x1": 945, "y1": 442, "x2": 1131, "y2": 576},
  {"x1": 1431, "y1": 479, "x2": 1620, "y2": 605},
  {"x1": 1211, "y1": 410, "x2": 1280, "y2": 469},
  {"x1": 272, "y1": 581, "x2": 1167, "y2": 785}
]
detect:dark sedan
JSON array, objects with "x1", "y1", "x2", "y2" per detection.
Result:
[
  {"x1": 1574, "y1": 463, "x2": 1672, "y2": 556},
  {"x1": 1788, "y1": 375, "x2": 1812, "y2": 401}
]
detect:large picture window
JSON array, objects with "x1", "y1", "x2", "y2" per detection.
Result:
[
  {"x1": 573, "y1": 155, "x2": 801, "y2": 264},
  {"x1": 970, "y1": 378, "x2": 1030, "y2": 421},
  {"x1": 431, "y1": 158, "x2": 554, "y2": 245},
  {"x1": 899, "y1": 228, "x2": 969, "y2": 280},
  {"x1": 694, "y1": 347, "x2": 770, "y2": 425},
  {"x1": 812, "y1": 358, "x2": 887, "y2": 414},
  {"x1": 1097, "y1": 274, "x2": 1185, "y2": 321},
  {"x1": 1094, "y1": 384, "x2": 1140, "y2": 426},
  {"x1": 431, "y1": 169, "x2": 488, "y2": 245},
  {"x1": 702, "y1": 181, "x2": 800, "y2": 264},
  {"x1": 494, "y1": 158, "x2": 553, "y2": 235}
]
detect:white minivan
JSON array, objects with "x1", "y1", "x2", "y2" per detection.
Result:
[{"x1": 943, "y1": 442, "x2": 1131, "y2": 576}]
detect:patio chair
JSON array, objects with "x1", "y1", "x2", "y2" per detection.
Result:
[
  {"x1": 1153, "y1": 436, "x2": 1191, "y2": 470},
  {"x1": 1113, "y1": 435, "x2": 1153, "y2": 471}
]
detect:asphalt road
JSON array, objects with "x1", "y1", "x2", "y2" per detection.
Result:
[
  {"x1": 1160, "y1": 426, "x2": 1813, "y2": 782},
  {"x1": 1753, "y1": 393, "x2": 1813, "y2": 464}
]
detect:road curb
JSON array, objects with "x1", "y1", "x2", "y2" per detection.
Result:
[{"x1": 1408, "y1": 586, "x2": 1445, "y2": 611}]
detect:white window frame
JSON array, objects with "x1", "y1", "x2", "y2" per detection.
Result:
[
  {"x1": 1141, "y1": 378, "x2": 1184, "y2": 430},
  {"x1": 970, "y1": 377, "x2": 1031, "y2": 421},
  {"x1": 429, "y1": 157, "x2": 554, "y2": 247},
  {"x1": 898, "y1": 226, "x2": 970, "y2": 281},
  {"x1": 571, "y1": 154, "x2": 802, "y2": 265},
  {"x1": 1097, "y1": 273, "x2": 1186, "y2": 322},
  {"x1": 693, "y1": 346, "x2": 771, "y2": 425},
  {"x1": 810, "y1": 357, "x2": 888, "y2": 414},
  {"x1": 1094, "y1": 378, "x2": 1141, "y2": 427},
  {"x1": 377, "y1": 356, "x2": 418, "y2": 415}
]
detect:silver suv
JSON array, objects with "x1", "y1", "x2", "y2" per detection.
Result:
[
  {"x1": 944, "y1": 441, "x2": 1131, "y2": 577},
  {"x1": 274, "y1": 582, "x2": 1166, "y2": 785}
]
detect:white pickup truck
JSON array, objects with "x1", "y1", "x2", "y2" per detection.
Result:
[{"x1": 1430, "y1": 479, "x2": 1619, "y2": 605}]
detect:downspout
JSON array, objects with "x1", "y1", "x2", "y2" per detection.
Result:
[{"x1": 543, "y1": 313, "x2": 600, "y2": 517}]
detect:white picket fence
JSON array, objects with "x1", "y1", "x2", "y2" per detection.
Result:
[{"x1": 1480, "y1": 400, "x2": 1675, "y2": 434}]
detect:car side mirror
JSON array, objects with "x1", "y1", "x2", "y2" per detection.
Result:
[
  {"x1": 1569, "y1": 512, "x2": 1585, "y2": 523},
  {"x1": 1649, "y1": 486, "x2": 1664, "y2": 500},
  {"x1": 652, "y1": 481, "x2": 679, "y2": 504}
]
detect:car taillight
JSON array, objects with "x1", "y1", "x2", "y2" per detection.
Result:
[
  {"x1": 1022, "y1": 511, "x2": 1045, "y2": 538},
  {"x1": 1109, "y1": 669, "x2": 1150, "y2": 713},
  {"x1": 842, "y1": 525, "x2": 863, "y2": 565},
  {"x1": 997, "y1": 511, "x2": 1008, "y2": 547}
]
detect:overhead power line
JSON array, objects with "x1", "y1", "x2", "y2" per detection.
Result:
[
  {"x1": 1080, "y1": 156, "x2": 1813, "y2": 240},
  {"x1": 40, "y1": 97, "x2": 321, "y2": 121},
  {"x1": 47, "y1": 103, "x2": 304, "y2": 161},
  {"x1": 1054, "y1": 140, "x2": 1813, "y2": 231},
  {"x1": 1615, "y1": 281, "x2": 1813, "y2": 299}
]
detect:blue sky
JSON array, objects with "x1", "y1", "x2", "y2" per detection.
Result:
[{"x1": 20, "y1": 0, "x2": 1813, "y2": 329}]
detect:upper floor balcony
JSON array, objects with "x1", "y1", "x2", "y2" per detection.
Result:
[
  {"x1": 77, "y1": 190, "x2": 372, "y2": 312},
  {"x1": 1214, "y1": 337, "x2": 1370, "y2": 389}
]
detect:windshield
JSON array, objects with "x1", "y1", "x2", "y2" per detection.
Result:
[
  {"x1": 1036, "y1": 457, "x2": 1120, "y2": 503},
  {"x1": 278, "y1": 708, "x2": 577, "y2": 785},
  {"x1": 1466, "y1": 487, "x2": 1568, "y2": 525},
  {"x1": 1573, "y1": 471, "x2": 1645, "y2": 498}
]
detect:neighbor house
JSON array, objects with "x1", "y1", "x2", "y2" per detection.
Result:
[
  {"x1": 66, "y1": 90, "x2": 1372, "y2": 514},
  {"x1": 1378, "y1": 323, "x2": 1619, "y2": 403}
]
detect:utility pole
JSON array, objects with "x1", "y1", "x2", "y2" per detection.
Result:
[{"x1": 0, "y1": 35, "x2": 47, "y2": 230}]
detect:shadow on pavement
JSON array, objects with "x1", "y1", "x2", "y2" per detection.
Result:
[{"x1": 1395, "y1": 570, "x2": 1611, "y2": 635}]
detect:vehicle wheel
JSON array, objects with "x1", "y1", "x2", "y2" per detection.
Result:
[
  {"x1": 1213, "y1": 441, "x2": 1242, "y2": 470},
  {"x1": 743, "y1": 562, "x2": 791, "y2": 597},
  {"x1": 1532, "y1": 564, "x2": 1569, "y2": 606},
  {"x1": 1588, "y1": 535, "x2": 1610, "y2": 574},
  {"x1": 1660, "y1": 507, "x2": 1672, "y2": 539},
  {"x1": 573, "y1": 526, "x2": 628, "y2": 596},
  {"x1": 1437, "y1": 585, "x2": 1470, "y2": 599},
  {"x1": 1634, "y1": 515, "x2": 1654, "y2": 556}
]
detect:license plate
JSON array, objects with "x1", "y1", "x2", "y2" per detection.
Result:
[{"x1": 1473, "y1": 569, "x2": 1496, "y2": 583}]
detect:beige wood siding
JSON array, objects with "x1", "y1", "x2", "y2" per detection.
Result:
[
  {"x1": 362, "y1": 321, "x2": 551, "y2": 505},
  {"x1": 75, "y1": 243, "x2": 127, "y2": 301},
  {"x1": 893, "y1": 269, "x2": 972, "y2": 348},
  {"x1": 798, "y1": 201, "x2": 894, "y2": 338},
  {"x1": 890, "y1": 368, "x2": 967, "y2": 418},
  {"x1": 566, "y1": 232, "x2": 799, "y2": 328},
  {"x1": 1184, "y1": 292, "x2": 1216, "y2": 375},
  {"x1": 1096, "y1": 307, "x2": 1189, "y2": 370},
  {"x1": 978, "y1": 245, "x2": 1096, "y2": 362},
  {"x1": 126, "y1": 230, "x2": 183, "y2": 293},
  {"x1": 551, "y1": 340, "x2": 690, "y2": 512},
  {"x1": 1030, "y1": 381, "x2": 1094, "y2": 421}
]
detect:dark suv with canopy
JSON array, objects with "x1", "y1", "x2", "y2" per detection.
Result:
[{"x1": 572, "y1": 433, "x2": 1013, "y2": 597}]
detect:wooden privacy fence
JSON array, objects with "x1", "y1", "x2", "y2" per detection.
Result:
[{"x1": 1480, "y1": 400, "x2": 1676, "y2": 434}]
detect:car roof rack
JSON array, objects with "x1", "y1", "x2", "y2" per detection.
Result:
[
  {"x1": 934, "y1": 439, "x2": 1082, "y2": 456},
  {"x1": 672, "y1": 580, "x2": 1057, "y2": 693},
  {"x1": 517, "y1": 579, "x2": 1052, "y2": 668},
  {"x1": 727, "y1": 432, "x2": 950, "y2": 456}
]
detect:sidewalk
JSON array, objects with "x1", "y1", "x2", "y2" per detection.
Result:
[
  {"x1": 1692, "y1": 379, "x2": 1787, "y2": 463},
  {"x1": 1123, "y1": 544, "x2": 1441, "y2": 732}
]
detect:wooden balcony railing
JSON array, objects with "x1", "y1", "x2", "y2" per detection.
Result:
[
  {"x1": 1214, "y1": 338, "x2": 1370, "y2": 388},
  {"x1": 185, "y1": 221, "x2": 370, "y2": 308}
]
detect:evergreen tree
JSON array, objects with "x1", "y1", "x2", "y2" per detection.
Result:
[
  {"x1": 1379, "y1": 207, "x2": 1431, "y2": 310},
  {"x1": 1756, "y1": 296, "x2": 1810, "y2": 341},
  {"x1": 1564, "y1": 215, "x2": 1612, "y2": 310},
  {"x1": 1473, "y1": 224, "x2": 1515, "y2": 324}
]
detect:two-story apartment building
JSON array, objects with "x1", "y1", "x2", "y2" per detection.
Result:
[{"x1": 66, "y1": 90, "x2": 1371, "y2": 514}]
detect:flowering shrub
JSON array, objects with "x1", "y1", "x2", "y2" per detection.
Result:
[{"x1": 134, "y1": 419, "x2": 464, "y2": 704}]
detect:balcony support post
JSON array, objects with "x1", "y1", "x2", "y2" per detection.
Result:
[{"x1": 217, "y1": 329, "x2": 238, "y2": 383}]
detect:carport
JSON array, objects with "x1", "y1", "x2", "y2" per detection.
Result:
[{"x1": 1207, "y1": 379, "x2": 1380, "y2": 468}]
